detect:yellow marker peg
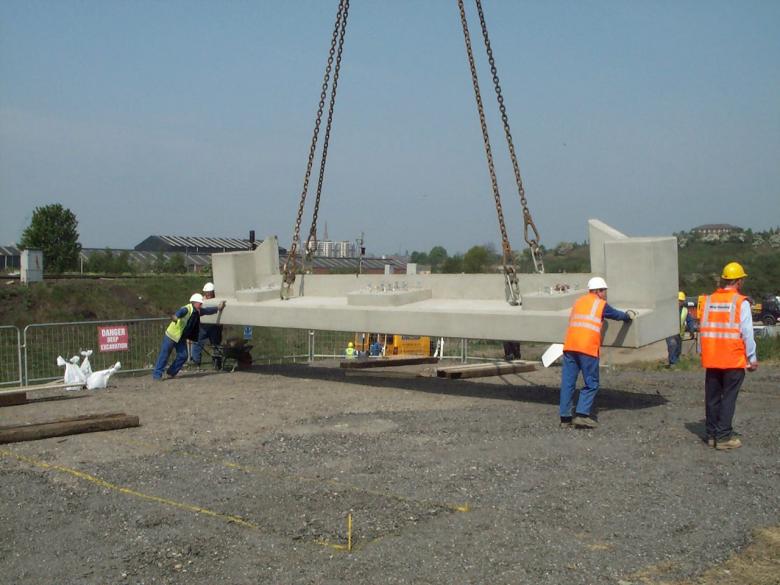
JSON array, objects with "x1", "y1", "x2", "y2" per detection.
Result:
[{"x1": 347, "y1": 513, "x2": 353, "y2": 552}]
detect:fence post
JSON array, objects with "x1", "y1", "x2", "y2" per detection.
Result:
[
  {"x1": 308, "y1": 330, "x2": 315, "y2": 363},
  {"x1": 23, "y1": 325, "x2": 30, "y2": 386},
  {"x1": 17, "y1": 326, "x2": 23, "y2": 386},
  {"x1": 461, "y1": 338, "x2": 468, "y2": 363}
]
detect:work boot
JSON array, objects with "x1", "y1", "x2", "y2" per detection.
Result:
[
  {"x1": 573, "y1": 415, "x2": 599, "y2": 429},
  {"x1": 715, "y1": 436, "x2": 742, "y2": 451},
  {"x1": 559, "y1": 418, "x2": 573, "y2": 429}
]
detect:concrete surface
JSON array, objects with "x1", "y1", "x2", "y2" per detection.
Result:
[{"x1": 207, "y1": 220, "x2": 679, "y2": 347}]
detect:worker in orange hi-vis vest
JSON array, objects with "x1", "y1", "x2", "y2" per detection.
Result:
[
  {"x1": 559, "y1": 277, "x2": 636, "y2": 430},
  {"x1": 698, "y1": 262, "x2": 758, "y2": 450}
]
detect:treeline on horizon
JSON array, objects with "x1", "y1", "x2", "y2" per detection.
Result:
[{"x1": 409, "y1": 227, "x2": 780, "y2": 298}]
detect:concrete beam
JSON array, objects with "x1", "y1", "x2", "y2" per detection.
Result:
[{"x1": 206, "y1": 221, "x2": 679, "y2": 347}]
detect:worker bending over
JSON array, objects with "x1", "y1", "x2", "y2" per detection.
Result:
[
  {"x1": 559, "y1": 277, "x2": 634, "y2": 429},
  {"x1": 153, "y1": 293, "x2": 225, "y2": 380},
  {"x1": 190, "y1": 282, "x2": 224, "y2": 368},
  {"x1": 698, "y1": 262, "x2": 758, "y2": 450}
]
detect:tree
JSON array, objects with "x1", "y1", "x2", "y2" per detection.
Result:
[
  {"x1": 441, "y1": 255, "x2": 463, "y2": 273},
  {"x1": 166, "y1": 253, "x2": 187, "y2": 273},
  {"x1": 152, "y1": 252, "x2": 168, "y2": 273},
  {"x1": 410, "y1": 251, "x2": 429, "y2": 265},
  {"x1": 428, "y1": 246, "x2": 448, "y2": 272},
  {"x1": 463, "y1": 245, "x2": 491, "y2": 273},
  {"x1": 19, "y1": 204, "x2": 81, "y2": 273},
  {"x1": 85, "y1": 249, "x2": 135, "y2": 274}
]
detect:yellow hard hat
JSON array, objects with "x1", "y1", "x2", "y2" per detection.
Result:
[
  {"x1": 348, "y1": 342, "x2": 354, "y2": 348},
  {"x1": 678, "y1": 291, "x2": 686, "y2": 301},
  {"x1": 721, "y1": 262, "x2": 747, "y2": 280}
]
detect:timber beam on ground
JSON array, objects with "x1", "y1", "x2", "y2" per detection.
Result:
[
  {"x1": 0, "y1": 412, "x2": 140, "y2": 444},
  {"x1": 0, "y1": 392, "x2": 28, "y2": 407},
  {"x1": 340, "y1": 356, "x2": 439, "y2": 369},
  {"x1": 0, "y1": 382, "x2": 79, "y2": 396},
  {"x1": 435, "y1": 360, "x2": 538, "y2": 379}
]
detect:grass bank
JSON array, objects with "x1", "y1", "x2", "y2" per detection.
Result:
[{"x1": 0, "y1": 276, "x2": 205, "y2": 327}]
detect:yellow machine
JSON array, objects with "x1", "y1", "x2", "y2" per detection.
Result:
[{"x1": 354, "y1": 333, "x2": 433, "y2": 356}]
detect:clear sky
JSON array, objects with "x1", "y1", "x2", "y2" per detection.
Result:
[{"x1": 1, "y1": 0, "x2": 778, "y2": 255}]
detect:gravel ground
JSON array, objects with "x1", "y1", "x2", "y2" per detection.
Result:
[{"x1": 1, "y1": 362, "x2": 778, "y2": 585}]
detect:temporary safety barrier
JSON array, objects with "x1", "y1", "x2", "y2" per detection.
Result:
[
  {"x1": 0, "y1": 325, "x2": 23, "y2": 387},
  {"x1": 23, "y1": 318, "x2": 169, "y2": 385},
  {"x1": 8, "y1": 318, "x2": 515, "y2": 386}
]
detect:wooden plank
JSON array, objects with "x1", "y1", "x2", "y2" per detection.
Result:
[
  {"x1": 0, "y1": 382, "x2": 78, "y2": 396},
  {"x1": 0, "y1": 392, "x2": 27, "y2": 407},
  {"x1": 435, "y1": 361, "x2": 538, "y2": 379},
  {"x1": 344, "y1": 369, "x2": 423, "y2": 379},
  {"x1": 340, "y1": 356, "x2": 439, "y2": 369},
  {"x1": 0, "y1": 412, "x2": 139, "y2": 444}
]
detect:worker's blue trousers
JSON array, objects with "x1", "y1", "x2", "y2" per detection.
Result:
[
  {"x1": 559, "y1": 350, "x2": 601, "y2": 418},
  {"x1": 190, "y1": 325, "x2": 222, "y2": 365},
  {"x1": 153, "y1": 335, "x2": 188, "y2": 379},
  {"x1": 666, "y1": 334, "x2": 682, "y2": 365}
]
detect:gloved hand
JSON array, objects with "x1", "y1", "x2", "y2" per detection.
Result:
[{"x1": 625, "y1": 309, "x2": 637, "y2": 321}]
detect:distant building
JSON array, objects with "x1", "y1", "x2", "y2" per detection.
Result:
[
  {"x1": 0, "y1": 245, "x2": 21, "y2": 271},
  {"x1": 79, "y1": 248, "x2": 212, "y2": 273},
  {"x1": 313, "y1": 239, "x2": 355, "y2": 258},
  {"x1": 135, "y1": 235, "x2": 254, "y2": 254},
  {"x1": 691, "y1": 224, "x2": 742, "y2": 237},
  {"x1": 281, "y1": 253, "x2": 404, "y2": 275}
]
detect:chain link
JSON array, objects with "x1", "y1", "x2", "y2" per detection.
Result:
[
  {"x1": 474, "y1": 0, "x2": 544, "y2": 274},
  {"x1": 284, "y1": 0, "x2": 542, "y2": 303},
  {"x1": 457, "y1": 0, "x2": 520, "y2": 304},
  {"x1": 305, "y1": 0, "x2": 350, "y2": 265},
  {"x1": 282, "y1": 0, "x2": 349, "y2": 299}
]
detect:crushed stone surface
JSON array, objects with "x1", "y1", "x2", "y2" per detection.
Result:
[{"x1": 1, "y1": 363, "x2": 778, "y2": 584}]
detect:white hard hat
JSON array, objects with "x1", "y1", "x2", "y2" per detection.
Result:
[
  {"x1": 189, "y1": 293, "x2": 204, "y2": 304},
  {"x1": 202, "y1": 282, "x2": 215, "y2": 293},
  {"x1": 587, "y1": 276, "x2": 608, "y2": 291}
]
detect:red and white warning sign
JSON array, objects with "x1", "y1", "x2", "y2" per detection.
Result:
[{"x1": 97, "y1": 325, "x2": 129, "y2": 352}]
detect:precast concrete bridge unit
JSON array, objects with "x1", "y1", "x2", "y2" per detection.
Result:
[{"x1": 205, "y1": 220, "x2": 679, "y2": 348}]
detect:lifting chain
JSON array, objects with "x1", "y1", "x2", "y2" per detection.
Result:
[
  {"x1": 457, "y1": 0, "x2": 545, "y2": 303},
  {"x1": 474, "y1": 0, "x2": 544, "y2": 275},
  {"x1": 282, "y1": 0, "x2": 350, "y2": 299},
  {"x1": 305, "y1": 0, "x2": 349, "y2": 268}
]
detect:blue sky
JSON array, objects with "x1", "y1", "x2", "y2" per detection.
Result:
[{"x1": 1, "y1": 0, "x2": 778, "y2": 255}]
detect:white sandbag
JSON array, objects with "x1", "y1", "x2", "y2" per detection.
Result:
[
  {"x1": 79, "y1": 350, "x2": 93, "y2": 377},
  {"x1": 86, "y1": 362, "x2": 121, "y2": 390},
  {"x1": 57, "y1": 355, "x2": 86, "y2": 390}
]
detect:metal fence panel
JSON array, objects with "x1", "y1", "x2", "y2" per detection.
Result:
[
  {"x1": 242, "y1": 326, "x2": 310, "y2": 364},
  {"x1": 18, "y1": 319, "x2": 514, "y2": 385},
  {"x1": 23, "y1": 318, "x2": 169, "y2": 385},
  {"x1": 0, "y1": 325, "x2": 22, "y2": 387}
]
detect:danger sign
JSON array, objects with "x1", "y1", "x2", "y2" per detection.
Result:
[{"x1": 97, "y1": 325, "x2": 129, "y2": 352}]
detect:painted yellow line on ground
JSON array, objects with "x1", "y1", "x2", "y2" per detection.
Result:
[
  {"x1": 0, "y1": 446, "x2": 367, "y2": 552},
  {"x1": 0, "y1": 447, "x2": 257, "y2": 529}
]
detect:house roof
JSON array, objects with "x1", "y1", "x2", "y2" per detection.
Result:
[{"x1": 691, "y1": 224, "x2": 742, "y2": 231}]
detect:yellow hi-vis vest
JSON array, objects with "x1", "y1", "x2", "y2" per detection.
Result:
[
  {"x1": 345, "y1": 347, "x2": 356, "y2": 359},
  {"x1": 680, "y1": 306, "x2": 689, "y2": 336},
  {"x1": 165, "y1": 304, "x2": 194, "y2": 342}
]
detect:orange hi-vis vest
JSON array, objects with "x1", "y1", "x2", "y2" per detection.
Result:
[
  {"x1": 699, "y1": 289, "x2": 747, "y2": 369},
  {"x1": 563, "y1": 293, "x2": 606, "y2": 358}
]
